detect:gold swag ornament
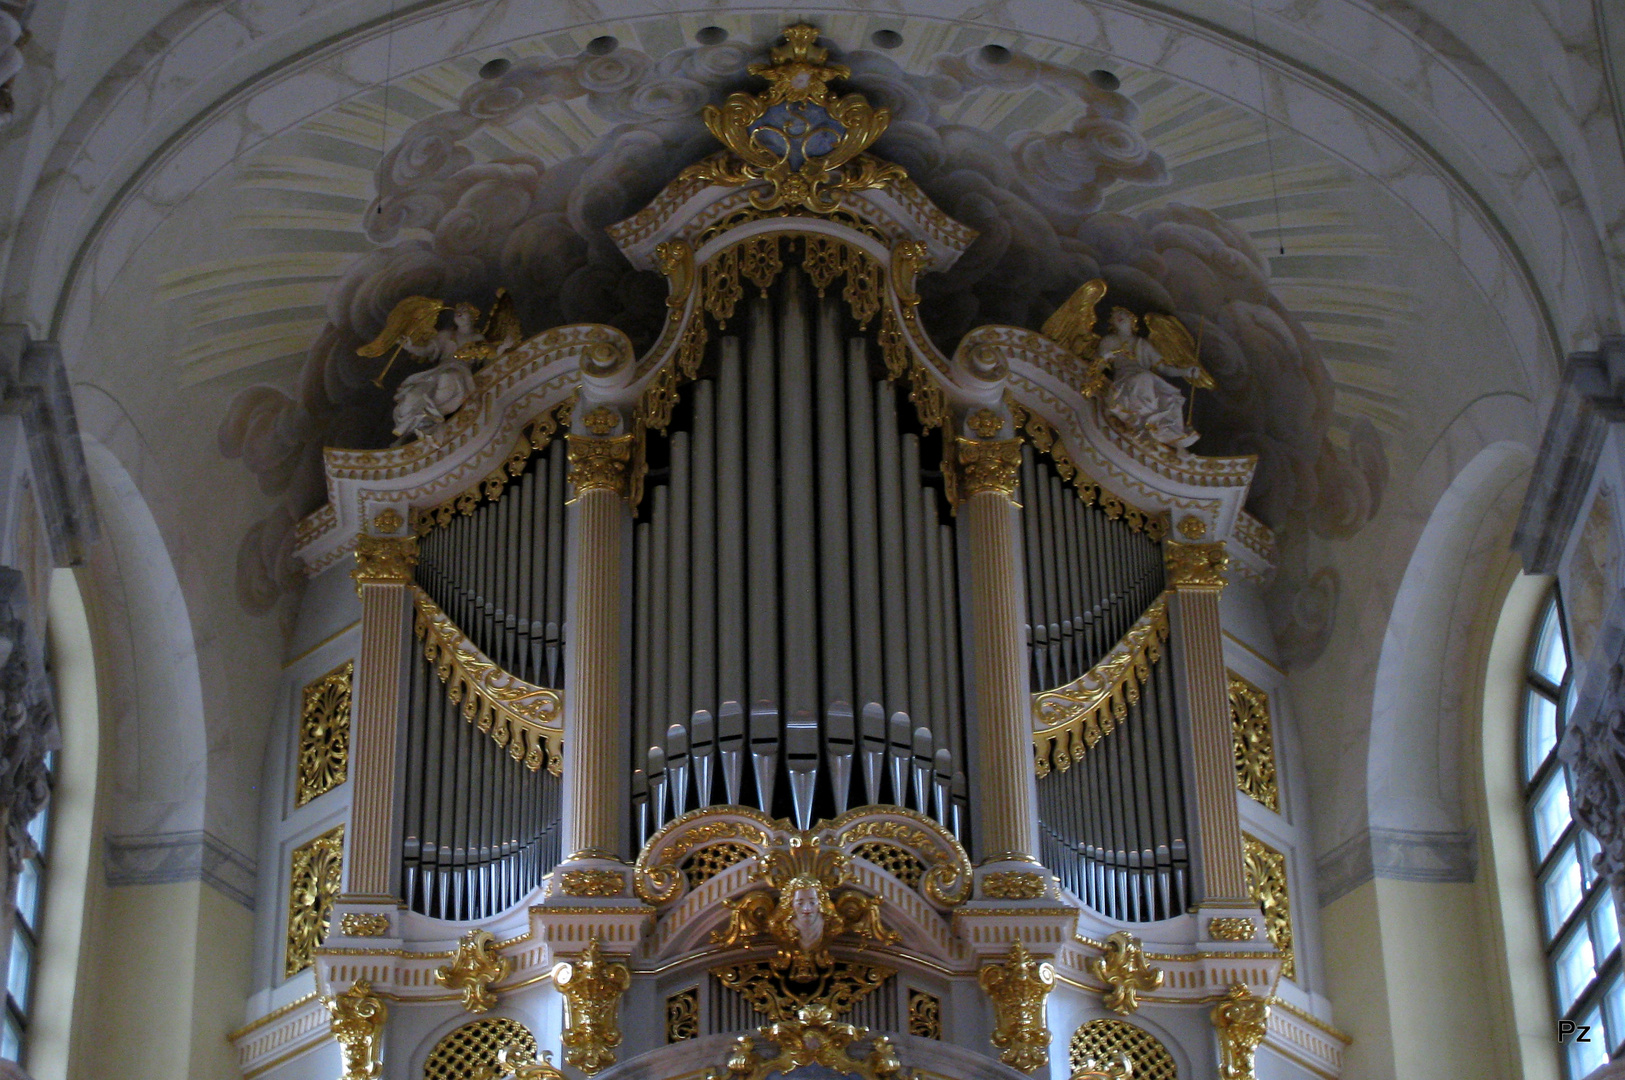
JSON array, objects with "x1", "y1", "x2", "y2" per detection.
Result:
[
  {"x1": 978, "y1": 939, "x2": 1056, "y2": 1074},
  {"x1": 680, "y1": 24, "x2": 906, "y2": 213}
]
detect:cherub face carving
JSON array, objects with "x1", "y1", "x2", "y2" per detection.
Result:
[{"x1": 789, "y1": 881, "x2": 826, "y2": 951}]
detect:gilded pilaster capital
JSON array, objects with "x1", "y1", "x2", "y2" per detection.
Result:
[
  {"x1": 954, "y1": 437, "x2": 1022, "y2": 501},
  {"x1": 567, "y1": 433, "x2": 636, "y2": 498},
  {"x1": 1164, "y1": 540, "x2": 1227, "y2": 589},
  {"x1": 1211, "y1": 984, "x2": 1270, "y2": 1080},
  {"x1": 351, "y1": 534, "x2": 418, "y2": 592}
]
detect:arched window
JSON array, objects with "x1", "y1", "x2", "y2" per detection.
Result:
[
  {"x1": 1525, "y1": 591, "x2": 1623, "y2": 1076},
  {"x1": 2, "y1": 753, "x2": 54, "y2": 1063}
]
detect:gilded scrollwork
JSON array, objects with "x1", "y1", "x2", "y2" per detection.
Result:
[
  {"x1": 979, "y1": 940, "x2": 1056, "y2": 1074},
  {"x1": 1207, "y1": 917, "x2": 1259, "y2": 942},
  {"x1": 412, "y1": 587, "x2": 563, "y2": 773},
  {"x1": 1229, "y1": 673, "x2": 1280, "y2": 812},
  {"x1": 554, "y1": 937, "x2": 631, "y2": 1076},
  {"x1": 709, "y1": 1004, "x2": 905, "y2": 1080},
  {"x1": 1087, "y1": 931, "x2": 1163, "y2": 1014},
  {"x1": 1212, "y1": 984, "x2": 1271, "y2": 1080},
  {"x1": 326, "y1": 979, "x2": 387, "y2": 1080},
  {"x1": 297, "y1": 662, "x2": 352, "y2": 806},
  {"x1": 560, "y1": 870, "x2": 626, "y2": 897},
  {"x1": 667, "y1": 989, "x2": 700, "y2": 1043},
  {"x1": 981, "y1": 872, "x2": 1047, "y2": 900},
  {"x1": 434, "y1": 929, "x2": 512, "y2": 1013},
  {"x1": 339, "y1": 913, "x2": 390, "y2": 937},
  {"x1": 1033, "y1": 595, "x2": 1169, "y2": 775},
  {"x1": 410, "y1": 404, "x2": 573, "y2": 535},
  {"x1": 1243, "y1": 834, "x2": 1294, "y2": 980},
  {"x1": 286, "y1": 824, "x2": 344, "y2": 978},
  {"x1": 678, "y1": 25, "x2": 907, "y2": 215},
  {"x1": 712, "y1": 959, "x2": 894, "y2": 1022},
  {"x1": 907, "y1": 989, "x2": 941, "y2": 1039}
]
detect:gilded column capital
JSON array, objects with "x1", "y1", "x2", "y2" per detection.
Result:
[
  {"x1": 954, "y1": 437, "x2": 1023, "y2": 501},
  {"x1": 351, "y1": 534, "x2": 418, "y2": 592},
  {"x1": 1211, "y1": 984, "x2": 1270, "y2": 1080},
  {"x1": 325, "y1": 979, "x2": 387, "y2": 1080},
  {"x1": 567, "y1": 433, "x2": 636, "y2": 498},
  {"x1": 1164, "y1": 540, "x2": 1227, "y2": 589}
]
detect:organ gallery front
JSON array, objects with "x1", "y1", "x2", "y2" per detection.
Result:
[{"x1": 238, "y1": 27, "x2": 1344, "y2": 1080}]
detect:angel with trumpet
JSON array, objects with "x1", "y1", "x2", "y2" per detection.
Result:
[
  {"x1": 357, "y1": 291, "x2": 522, "y2": 440},
  {"x1": 1042, "y1": 279, "x2": 1215, "y2": 449}
]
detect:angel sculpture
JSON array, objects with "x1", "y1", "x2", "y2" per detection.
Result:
[
  {"x1": 357, "y1": 291, "x2": 522, "y2": 441},
  {"x1": 1097, "y1": 307, "x2": 1214, "y2": 449}
]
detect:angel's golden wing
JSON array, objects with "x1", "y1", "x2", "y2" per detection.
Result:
[
  {"x1": 483, "y1": 288, "x2": 522, "y2": 345},
  {"x1": 357, "y1": 296, "x2": 445, "y2": 357},
  {"x1": 1041, "y1": 278, "x2": 1109, "y2": 356},
  {"x1": 1145, "y1": 312, "x2": 1214, "y2": 389}
]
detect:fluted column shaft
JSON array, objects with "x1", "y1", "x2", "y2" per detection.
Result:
[
  {"x1": 562, "y1": 433, "x2": 634, "y2": 861},
  {"x1": 1167, "y1": 541, "x2": 1249, "y2": 902},
  {"x1": 343, "y1": 535, "x2": 417, "y2": 900},
  {"x1": 959, "y1": 438, "x2": 1040, "y2": 863}
]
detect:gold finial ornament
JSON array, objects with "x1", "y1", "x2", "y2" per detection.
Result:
[
  {"x1": 680, "y1": 24, "x2": 907, "y2": 213},
  {"x1": 351, "y1": 533, "x2": 418, "y2": 594},
  {"x1": 435, "y1": 929, "x2": 511, "y2": 1013},
  {"x1": 325, "y1": 979, "x2": 388, "y2": 1080},
  {"x1": 978, "y1": 939, "x2": 1056, "y2": 1073},
  {"x1": 1164, "y1": 541, "x2": 1227, "y2": 589},
  {"x1": 554, "y1": 936, "x2": 632, "y2": 1075},
  {"x1": 1088, "y1": 931, "x2": 1163, "y2": 1014},
  {"x1": 1211, "y1": 984, "x2": 1270, "y2": 1080}
]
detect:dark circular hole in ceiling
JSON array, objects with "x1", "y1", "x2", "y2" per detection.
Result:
[
  {"x1": 871, "y1": 29, "x2": 903, "y2": 49},
  {"x1": 478, "y1": 57, "x2": 511, "y2": 79},
  {"x1": 979, "y1": 44, "x2": 1012, "y2": 64},
  {"x1": 696, "y1": 26, "x2": 729, "y2": 45},
  {"x1": 1090, "y1": 68, "x2": 1121, "y2": 90},
  {"x1": 586, "y1": 35, "x2": 619, "y2": 55}
]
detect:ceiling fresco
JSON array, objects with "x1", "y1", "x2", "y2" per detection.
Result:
[{"x1": 136, "y1": 14, "x2": 1427, "y2": 663}]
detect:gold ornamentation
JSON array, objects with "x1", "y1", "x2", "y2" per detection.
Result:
[
  {"x1": 982, "y1": 872, "x2": 1047, "y2": 899},
  {"x1": 1164, "y1": 541, "x2": 1227, "y2": 589},
  {"x1": 1041, "y1": 279, "x2": 1110, "y2": 394},
  {"x1": 712, "y1": 834, "x2": 898, "y2": 980},
  {"x1": 1033, "y1": 595, "x2": 1169, "y2": 775},
  {"x1": 583, "y1": 406, "x2": 618, "y2": 435},
  {"x1": 554, "y1": 937, "x2": 631, "y2": 1075},
  {"x1": 1212, "y1": 984, "x2": 1270, "y2": 1080},
  {"x1": 357, "y1": 291, "x2": 521, "y2": 384},
  {"x1": 1088, "y1": 931, "x2": 1163, "y2": 1014},
  {"x1": 412, "y1": 587, "x2": 562, "y2": 773},
  {"x1": 683, "y1": 841, "x2": 757, "y2": 888},
  {"x1": 851, "y1": 842, "x2": 925, "y2": 888},
  {"x1": 1008, "y1": 402, "x2": 1168, "y2": 539},
  {"x1": 1208, "y1": 917, "x2": 1259, "y2": 941},
  {"x1": 679, "y1": 25, "x2": 907, "y2": 214},
  {"x1": 426, "y1": 1017, "x2": 540, "y2": 1080},
  {"x1": 1069, "y1": 1019, "x2": 1178, "y2": 1080},
  {"x1": 709, "y1": 1003, "x2": 905, "y2": 1080},
  {"x1": 561, "y1": 870, "x2": 626, "y2": 897},
  {"x1": 435, "y1": 929, "x2": 512, "y2": 1013},
  {"x1": 411, "y1": 404, "x2": 573, "y2": 536},
  {"x1": 325, "y1": 979, "x2": 387, "y2": 1080},
  {"x1": 978, "y1": 940, "x2": 1055, "y2": 1073},
  {"x1": 667, "y1": 989, "x2": 700, "y2": 1043},
  {"x1": 339, "y1": 913, "x2": 389, "y2": 937},
  {"x1": 907, "y1": 989, "x2": 941, "y2": 1039},
  {"x1": 567, "y1": 433, "x2": 635, "y2": 497},
  {"x1": 371, "y1": 507, "x2": 404, "y2": 534},
  {"x1": 1243, "y1": 835, "x2": 1294, "y2": 980},
  {"x1": 954, "y1": 437, "x2": 1022, "y2": 500},
  {"x1": 1177, "y1": 515, "x2": 1207, "y2": 539},
  {"x1": 286, "y1": 824, "x2": 344, "y2": 977},
  {"x1": 636, "y1": 811, "x2": 777, "y2": 904},
  {"x1": 891, "y1": 239, "x2": 929, "y2": 308},
  {"x1": 968, "y1": 408, "x2": 1004, "y2": 439},
  {"x1": 828, "y1": 808, "x2": 972, "y2": 907},
  {"x1": 296, "y1": 662, "x2": 352, "y2": 806},
  {"x1": 1229, "y1": 674, "x2": 1279, "y2": 812},
  {"x1": 351, "y1": 534, "x2": 418, "y2": 594},
  {"x1": 712, "y1": 959, "x2": 894, "y2": 1022}
]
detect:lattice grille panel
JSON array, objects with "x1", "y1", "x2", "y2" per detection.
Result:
[
  {"x1": 682, "y1": 842, "x2": 755, "y2": 888},
  {"x1": 1068, "y1": 1019, "x2": 1178, "y2": 1080},
  {"x1": 423, "y1": 1018, "x2": 538, "y2": 1080},
  {"x1": 852, "y1": 841, "x2": 925, "y2": 888}
]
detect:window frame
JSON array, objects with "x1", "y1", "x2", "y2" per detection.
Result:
[
  {"x1": 3, "y1": 750, "x2": 56, "y2": 1066},
  {"x1": 1524, "y1": 590, "x2": 1622, "y2": 1076}
]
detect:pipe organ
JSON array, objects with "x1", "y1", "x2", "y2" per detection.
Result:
[{"x1": 255, "y1": 26, "x2": 1339, "y2": 1080}]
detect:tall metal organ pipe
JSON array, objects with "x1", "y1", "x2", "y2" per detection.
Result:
[{"x1": 631, "y1": 270, "x2": 966, "y2": 834}]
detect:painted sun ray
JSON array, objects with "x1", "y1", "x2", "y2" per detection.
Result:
[{"x1": 156, "y1": 252, "x2": 355, "y2": 298}]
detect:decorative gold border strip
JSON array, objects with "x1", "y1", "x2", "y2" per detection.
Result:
[
  {"x1": 1033, "y1": 595, "x2": 1170, "y2": 775},
  {"x1": 409, "y1": 400, "x2": 574, "y2": 536},
  {"x1": 410, "y1": 587, "x2": 563, "y2": 774}
]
